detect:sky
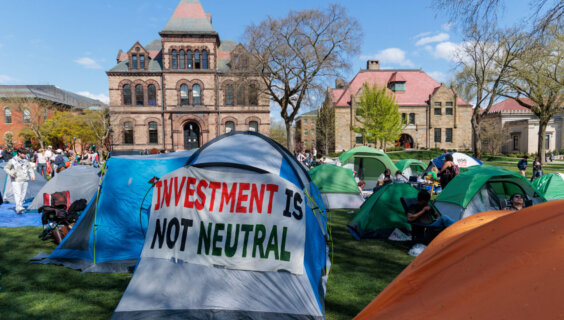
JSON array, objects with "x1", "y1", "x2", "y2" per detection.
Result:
[{"x1": 0, "y1": 0, "x2": 533, "y2": 116}]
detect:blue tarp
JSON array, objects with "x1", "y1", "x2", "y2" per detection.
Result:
[{"x1": 0, "y1": 201, "x2": 42, "y2": 227}]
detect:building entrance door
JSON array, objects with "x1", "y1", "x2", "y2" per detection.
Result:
[{"x1": 183, "y1": 122, "x2": 200, "y2": 150}]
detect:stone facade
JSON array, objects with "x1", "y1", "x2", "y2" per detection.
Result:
[
  {"x1": 107, "y1": 0, "x2": 270, "y2": 152},
  {"x1": 294, "y1": 110, "x2": 317, "y2": 151}
]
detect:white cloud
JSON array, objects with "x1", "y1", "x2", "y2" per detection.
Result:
[
  {"x1": 360, "y1": 48, "x2": 414, "y2": 67},
  {"x1": 428, "y1": 71, "x2": 447, "y2": 83},
  {"x1": 415, "y1": 33, "x2": 450, "y2": 46},
  {"x1": 414, "y1": 31, "x2": 432, "y2": 39},
  {"x1": 433, "y1": 41, "x2": 462, "y2": 62},
  {"x1": 76, "y1": 91, "x2": 109, "y2": 104},
  {"x1": 442, "y1": 22, "x2": 454, "y2": 31},
  {"x1": 74, "y1": 57, "x2": 102, "y2": 69},
  {"x1": 0, "y1": 75, "x2": 15, "y2": 83}
]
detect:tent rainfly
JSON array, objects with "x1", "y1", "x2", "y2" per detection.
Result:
[
  {"x1": 310, "y1": 164, "x2": 364, "y2": 209},
  {"x1": 338, "y1": 146, "x2": 398, "y2": 190},
  {"x1": 395, "y1": 159, "x2": 426, "y2": 178},
  {"x1": 0, "y1": 162, "x2": 47, "y2": 203},
  {"x1": 424, "y1": 152, "x2": 482, "y2": 175},
  {"x1": 532, "y1": 173, "x2": 564, "y2": 200}
]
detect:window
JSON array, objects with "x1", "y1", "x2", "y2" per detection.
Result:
[
  {"x1": 202, "y1": 50, "x2": 208, "y2": 69},
  {"x1": 402, "y1": 113, "x2": 407, "y2": 123},
  {"x1": 237, "y1": 84, "x2": 246, "y2": 105},
  {"x1": 180, "y1": 84, "x2": 189, "y2": 106},
  {"x1": 148, "y1": 121, "x2": 158, "y2": 144},
  {"x1": 304, "y1": 129, "x2": 308, "y2": 136},
  {"x1": 446, "y1": 101, "x2": 453, "y2": 107},
  {"x1": 4, "y1": 107, "x2": 11, "y2": 124},
  {"x1": 132, "y1": 55, "x2": 138, "y2": 69},
  {"x1": 304, "y1": 140, "x2": 308, "y2": 147},
  {"x1": 148, "y1": 84, "x2": 157, "y2": 106},
  {"x1": 179, "y1": 50, "x2": 185, "y2": 69},
  {"x1": 241, "y1": 56, "x2": 248, "y2": 69},
  {"x1": 434, "y1": 102, "x2": 442, "y2": 107},
  {"x1": 140, "y1": 55, "x2": 145, "y2": 69},
  {"x1": 192, "y1": 84, "x2": 201, "y2": 105},
  {"x1": 171, "y1": 49, "x2": 177, "y2": 69},
  {"x1": 225, "y1": 121, "x2": 235, "y2": 133},
  {"x1": 249, "y1": 121, "x2": 258, "y2": 132},
  {"x1": 545, "y1": 134, "x2": 550, "y2": 150},
  {"x1": 446, "y1": 108, "x2": 453, "y2": 115},
  {"x1": 249, "y1": 83, "x2": 258, "y2": 105},
  {"x1": 187, "y1": 50, "x2": 193, "y2": 69},
  {"x1": 123, "y1": 84, "x2": 132, "y2": 105},
  {"x1": 225, "y1": 84, "x2": 234, "y2": 106},
  {"x1": 311, "y1": 129, "x2": 315, "y2": 136},
  {"x1": 23, "y1": 109, "x2": 30, "y2": 124},
  {"x1": 434, "y1": 128, "x2": 441, "y2": 142},
  {"x1": 513, "y1": 135, "x2": 519, "y2": 150},
  {"x1": 124, "y1": 122, "x2": 134, "y2": 144},
  {"x1": 434, "y1": 108, "x2": 442, "y2": 115},
  {"x1": 194, "y1": 50, "x2": 200, "y2": 69},
  {"x1": 409, "y1": 113, "x2": 415, "y2": 124},
  {"x1": 446, "y1": 128, "x2": 453, "y2": 142},
  {"x1": 135, "y1": 84, "x2": 144, "y2": 106},
  {"x1": 355, "y1": 132, "x2": 363, "y2": 144},
  {"x1": 390, "y1": 82, "x2": 406, "y2": 92}
]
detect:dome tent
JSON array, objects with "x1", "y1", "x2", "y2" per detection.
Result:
[
  {"x1": 113, "y1": 131, "x2": 328, "y2": 319},
  {"x1": 0, "y1": 162, "x2": 47, "y2": 203},
  {"x1": 532, "y1": 173, "x2": 564, "y2": 200},
  {"x1": 354, "y1": 200, "x2": 564, "y2": 320},
  {"x1": 424, "y1": 152, "x2": 482, "y2": 175},
  {"x1": 31, "y1": 151, "x2": 195, "y2": 273},
  {"x1": 434, "y1": 165, "x2": 545, "y2": 222},
  {"x1": 338, "y1": 146, "x2": 398, "y2": 190},
  {"x1": 395, "y1": 159, "x2": 426, "y2": 178},
  {"x1": 310, "y1": 164, "x2": 364, "y2": 209},
  {"x1": 348, "y1": 183, "x2": 419, "y2": 240}
]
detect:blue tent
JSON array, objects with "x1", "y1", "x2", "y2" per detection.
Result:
[
  {"x1": 32, "y1": 151, "x2": 195, "y2": 272},
  {"x1": 426, "y1": 152, "x2": 482, "y2": 173},
  {"x1": 113, "y1": 132, "x2": 329, "y2": 319}
]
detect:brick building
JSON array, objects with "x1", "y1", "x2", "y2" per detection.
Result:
[
  {"x1": 107, "y1": 0, "x2": 270, "y2": 152},
  {"x1": 295, "y1": 110, "x2": 318, "y2": 151},
  {"x1": 326, "y1": 60, "x2": 473, "y2": 151},
  {"x1": 0, "y1": 85, "x2": 105, "y2": 148}
]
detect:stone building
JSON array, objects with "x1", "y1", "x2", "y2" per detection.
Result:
[
  {"x1": 482, "y1": 98, "x2": 563, "y2": 154},
  {"x1": 295, "y1": 110, "x2": 318, "y2": 151},
  {"x1": 0, "y1": 85, "x2": 104, "y2": 148},
  {"x1": 107, "y1": 0, "x2": 270, "y2": 152},
  {"x1": 326, "y1": 60, "x2": 472, "y2": 151}
]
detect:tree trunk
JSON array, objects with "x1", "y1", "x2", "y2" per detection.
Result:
[
  {"x1": 537, "y1": 120, "x2": 548, "y2": 164},
  {"x1": 285, "y1": 122, "x2": 294, "y2": 153},
  {"x1": 471, "y1": 111, "x2": 482, "y2": 159}
]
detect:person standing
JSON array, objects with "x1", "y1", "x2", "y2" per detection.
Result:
[
  {"x1": 438, "y1": 154, "x2": 458, "y2": 189},
  {"x1": 531, "y1": 156, "x2": 542, "y2": 181},
  {"x1": 517, "y1": 155, "x2": 528, "y2": 177},
  {"x1": 35, "y1": 149, "x2": 47, "y2": 179},
  {"x1": 4, "y1": 149, "x2": 35, "y2": 214}
]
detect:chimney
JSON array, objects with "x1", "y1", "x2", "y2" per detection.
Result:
[
  {"x1": 206, "y1": 13, "x2": 212, "y2": 24},
  {"x1": 367, "y1": 60, "x2": 380, "y2": 70},
  {"x1": 335, "y1": 78, "x2": 346, "y2": 89},
  {"x1": 116, "y1": 49, "x2": 123, "y2": 63}
]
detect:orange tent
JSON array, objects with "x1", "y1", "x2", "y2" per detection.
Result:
[{"x1": 354, "y1": 200, "x2": 564, "y2": 320}]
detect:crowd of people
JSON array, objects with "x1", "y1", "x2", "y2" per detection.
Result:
[{"x1": 295, "y1": 148, "x2": 327, "y2": 169}]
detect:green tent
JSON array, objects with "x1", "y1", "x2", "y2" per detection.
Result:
[
  {"x1": 338, "y1": 146, "x2": 398, "y2": 189},
  {"x1": 348, "y1": 183, "x2": 419, "y2": 239},
  {"x1": 310, "y1": 164, "x2": 364, "y2": 209},
  {"x1": 532, "y1": 173, "x2": 564, "y2": 200},
  {"x1": 434, "y1": 165, "x2": 545, "y2": 221},
  {"x1": 395, "y1": 159, "x2": 426, "y2": 177}
]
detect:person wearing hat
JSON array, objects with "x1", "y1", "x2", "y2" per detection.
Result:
[
  {"x1": 4, "y1": 148, "x2": 35, "y2": 214},
  {"x1": 517, "y1": 155, "x2": 528, "y2": 177},
  {"x1": 53, "y1": 149, "x2": 65, "y2": 175}
]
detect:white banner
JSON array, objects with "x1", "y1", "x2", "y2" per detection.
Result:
[{"x1": 141, "y1": 166, "x2": 306, "y2": 274}]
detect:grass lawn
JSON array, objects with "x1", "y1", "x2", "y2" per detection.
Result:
[{"x1": 0, "y1": 211, "x2": 413, "y2": 319}]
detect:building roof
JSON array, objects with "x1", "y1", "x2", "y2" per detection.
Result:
[
  {"x1": 488, "y1": 98, "x2": 533, "y2": 114},
  {"x1": 160, "y1": 0, "x2": 217, "y2": 36},
  {"x1": 296, "y1": 109, "x2": 318, "y2": 119},
  {"x1": 0, "y1": 85, "x2": 106, "y2": 109},
  {"x1": 331, "y1": 69, "x2": 470, "y2": 107},
  {"x1": 217, "y1": 40, "x2": 237, "y2": 72}
]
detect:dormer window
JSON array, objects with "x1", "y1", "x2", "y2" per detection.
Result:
[
  {"x1": 140, "y1": 55, "x2": 145, "y2": 69},
  {"x1": 127, "y1": 43, "x2": 148, "y2": 70},
  {"x1": 132, "y1": 55, "x2": 138, "y2": 69},
  {"x1": 390, "y1": 82, "x2": 406, "y2": 92}
]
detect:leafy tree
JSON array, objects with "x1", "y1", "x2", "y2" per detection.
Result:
[
  {"x1": 316, "y1": 91, "x2": 335, "y2": 155},
  {"x1": 269, "y1": 120, "x2": 288, "y2": 147},
  {"x1": 352, "y1": 83, "x2": 404, "y2": 151},
  {"x1": 243, "y1": 4, "x2": 362, "y2": 152}
]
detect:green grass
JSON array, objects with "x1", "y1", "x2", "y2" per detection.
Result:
[{"x1": 0, "y1": 212, "x2": 413, "y2": 319}]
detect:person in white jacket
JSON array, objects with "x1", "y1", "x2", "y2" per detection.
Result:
[{"x1": 4, "y1": 148, "x2": 35, "y2": 214}]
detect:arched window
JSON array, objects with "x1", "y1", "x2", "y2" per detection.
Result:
[
  {"x1": 4, "y1": 107, "x2": 12, "y2": 124},
  {"x1": 179, "y1": 50, "x2": 185, "y2": 69},
  {"x1": 123, "y1": 84, "x2": 132, "y2": 105},
  {"x1": 202, "y1": 50, "x2": 208, "y2": 69},
  {"x1": 135, "y1": 84, "x2": 144, "y2": 106},
  {"x1": 180, "y1": 84, "x2": 189, "y2": 106},
  {"x1": 225, "y1": 84, "x2": 234, "y2": 106},
  {"x1": 148, "y1": 121, "x2": 158, "y2": 144},
  {"x1": 23, "y1": 109, "x2": 30, "y2": 124},
  {"x1": 249, "y1": 83, "x2": 258, "y2": 106},
  {"x1": 171, "y1": 49, "x2": 177, "y2": 69},
  {"x1": 249, "y1": 121, "x2": 258, "y2": 132},
  {"x1": 225, "y1": 121, "x2": 235, "y2": 133},
  {"x1": 192, "y1": 84, "x2": 201, "y2": 105},
  {"x1": 148, "y1": 84, "x2": 157, "y2": 106},
  {"x1": 194, "y1": 50, "x2": 200, "y2": 69},
  {"x1": 237, "y1": 84, "x2": 246, "y2": 105},
  {"x1": 187, "y1": 50, "x2": 193, "y2": 69},
  {"x1": 123, "y1": 122, "x2": 134, "y2": 144},
  {"x1": 132, "y1": 55, "x2": 138, "y2": 69},
  {"x1": 140, "y1": 55, "x2": 145, "y2": 69}
]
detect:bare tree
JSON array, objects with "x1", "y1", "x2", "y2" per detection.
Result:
[
  {"x1": 82, "y1": 108, "x2": 112, "y2": 152},
  {"x1": 452, "y1": 25, "x2": 527, "y2": 159},
  {"x1": 316, "y1": 90, "x2": 335, "y2": 155},
  {"x1": 480, "y1": 119, "x2": 511, "y2": 155},
  {"x1": 243, "y1": 4, "x2": 362, "y2": 152}
]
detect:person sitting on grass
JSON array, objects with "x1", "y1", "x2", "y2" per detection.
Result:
[
  {"x1": 394, "y1": 170, "x2": 408, "y2": 183},
  {"x1": 377, "y1": 169, "x2": 394, "y2": 187},
  {"x1": 504, "y1": 193, "x2": 525, "y2": 211},
  {"x1": 407, "y1": 190, "x2": 453, "y2": 244}
]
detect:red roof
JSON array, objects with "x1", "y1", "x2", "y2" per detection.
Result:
[
  {"x1": 172, "y1": 3, "x2": 207, "y2": 18},
  {"x1": 488, "y1": 98, "x2": 532, "y2": 113},
  {"x1": 331, "y1": 88, "x2": 345, "y2": 104},
  {"x1": 332, "y1": 70, "x2": 470, "y2": 107},
  {"x1": 388, "y1": 72, "x2": 406, "y2": 82}
]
